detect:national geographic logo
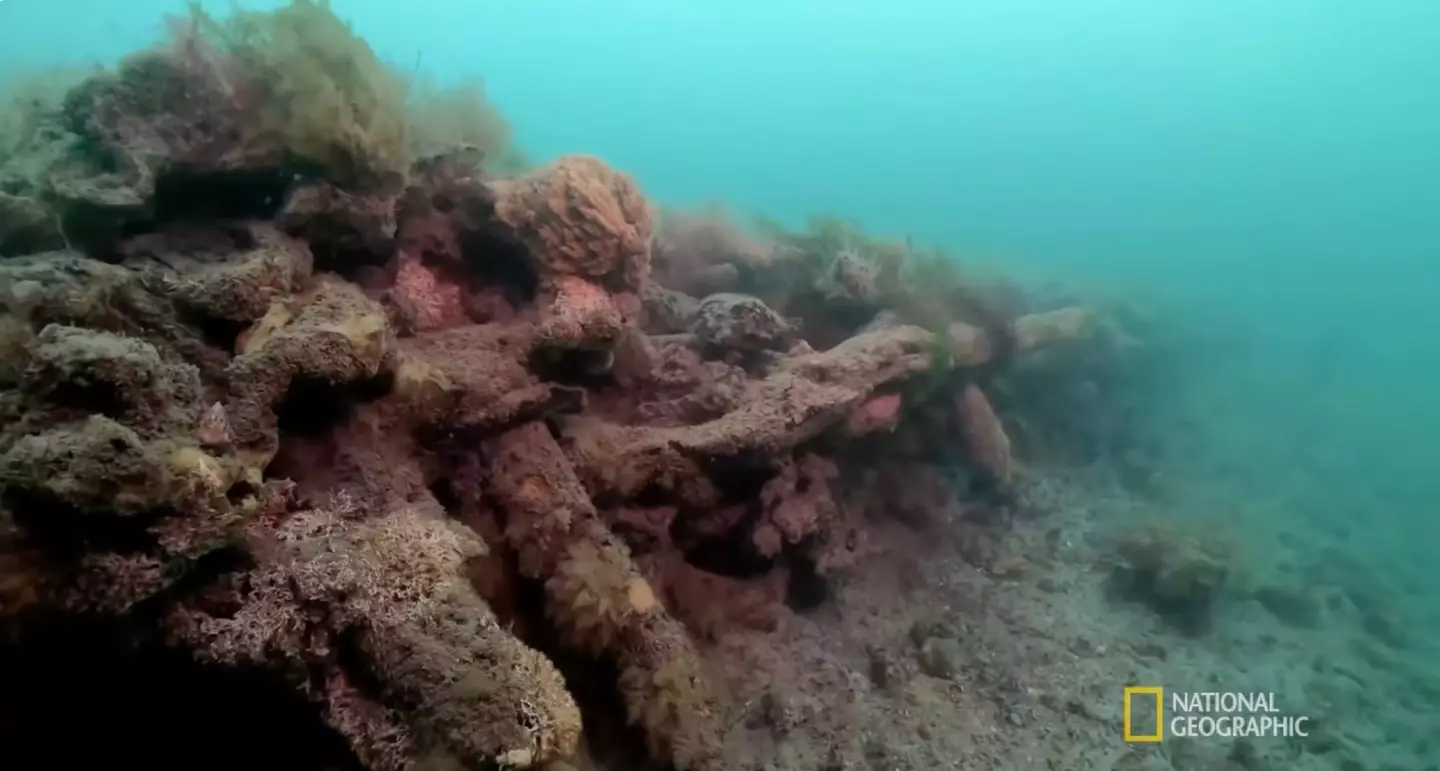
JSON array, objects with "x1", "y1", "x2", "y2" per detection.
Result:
[
  {"x1": 1124, "y1": 686, "x2": 1310, "y2": 742},
  {"x1": 1123, "y1": 686, "x2": 1165, "y2": 742}
]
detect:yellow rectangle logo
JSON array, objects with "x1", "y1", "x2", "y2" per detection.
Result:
[{"x1": 1124, "y1": 686, "x2": 1164, "y2": 742}]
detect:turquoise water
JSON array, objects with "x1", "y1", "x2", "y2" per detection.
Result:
[{"x1": 3, "y1": 0, "x2": 1438, "y2": 767}]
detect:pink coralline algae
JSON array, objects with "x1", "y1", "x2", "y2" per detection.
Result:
[
  {"x1": 537, "y1": 274, "x2": 628, "y2": 350},
  {"x1": 392, "y1": 249, "x2": 466, "y2": 331},
  {"x1": 845, "y1": 392, "x2": 904, "y2": 436}
]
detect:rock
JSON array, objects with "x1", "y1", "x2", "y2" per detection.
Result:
[
  {"x1": 641, "y1": 283, "x2": 699, "y2": 334},
  {"x1": 559, "y1": 324, "x2": 935, "y2": 507},
  {"x1": 956, "y1": 383, "x2": 1013, "y2": 494},
  {"x1": 909, "y1": 617, "x2": 958, "y2": 648},
  {"x1": 865, "y1": 644, "x2": 893, "y2": 689},
  {"x1": 0, "y1": 192, "x2": 64, "y2": 257},
  {"x1": 491, "y1": 155, "x2": 651, "y2": 298},
  {"x1": 278, "y1": 181, "x2": 397, "y2": 267},
  {"x1": 1110, "y1": 524, "x2": 1232, "y2": 635},
  {"x1": 916, "y1": 637, "x2": 963, "y2": 680},
  {"x1": 691, "y1": 292, "x2": 795, "y2": 354},
  {"x1": 760, "y1": 688, "x2": 796, "y2": 735}
]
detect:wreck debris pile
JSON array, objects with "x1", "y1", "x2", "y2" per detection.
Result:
[{"x1": 0, "y1": 6, "x2": 1140, "y2": 770}]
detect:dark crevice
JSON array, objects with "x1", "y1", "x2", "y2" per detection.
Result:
[
  {"x1": 316, "y1": 247, "x2": 394, "y2": 279},
  {"x1": 458, "y1": 220, "x2": 538, "y2": 308},
  {"x1": 2, "y1": 491, "x2": 165, "y2": 559},
  {"x1": 675, "y1": 502, "x2": 775, "y2": 580},
  {"x1": 225, "y1": 480, "x2": 258, "y2": 505},
  {"x1": 683, "y1": 535, "x2": 776, "y2": 580},
  {"x1": 528, "y1": 348, "x2": 617, "y2": 389},
  {"x1": 631, "y1": 482, "x2": 671, "y2": 509},
  {"x1": 428, "y1": 478, "x2": 462, "y2": 512},
  {"x1": 152, "y1": 544, "x2": 255, "y2": 607},
  {"x1": 706, "y1": 453, "x2": 777, "y2": 505},
  {"x1": 177, "y1": 307, "x2": 249, "y2": 355},
  {"x1": 36, "y1": 378, "x2": 127, "y2": 419},
  {"x1": 152, "y1": 167, "x2": 298, "y2": 223},
  {"x1": 784, "y1": 552, "x2": 833, "y2": 612},
  {"x1": 274, "y1": 372, "x2": 393, "y2": 439},
  {"x1": 0, "y1": 618, "x2": 360, "y2": 771}
]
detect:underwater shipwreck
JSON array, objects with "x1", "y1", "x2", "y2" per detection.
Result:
[{"x1": 0, "y1": 3, "x2": 1191, "y2": 771}]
